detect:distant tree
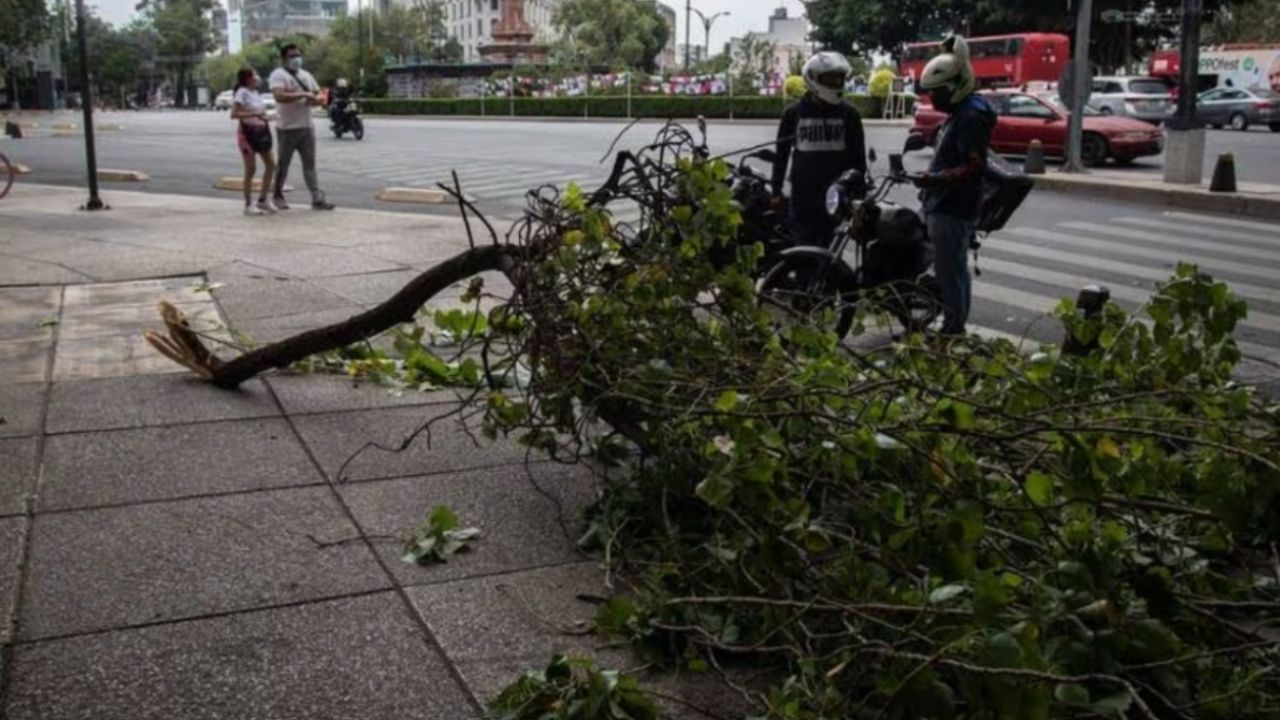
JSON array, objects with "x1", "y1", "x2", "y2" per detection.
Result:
[
  {"x1": 0, "y1": 0, "x2": 52, "y2": 107},
  {"x1": 135, "y1": 0, "x2": 217, "y2": 106},
  {"x1": 1205, "y1": 0, "x2": 1280, "y2": 43},
  {"x1": 553, "y1": 0, "x2": 670, "y2": 72},
  {"x1": 198, "y1": 51, "x2": 244, "y2": 92},
  {"x1": 733, "y1": 33, "x2": 776, "y2": 89}
]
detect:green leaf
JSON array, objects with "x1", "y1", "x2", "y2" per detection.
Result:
[
  {"x1": 1025, "y1": 471, "x2": 1054, "y2": 507},
  {"x1": 1092, "y1": 691, "x2": 1133, "y2": 716},
  {"x1": 929, "y1": 583, "x2": 967, "y2": 604},
  {"x1": 712, "y1": 390, "x2": 744, "y2": 412},
  {"x1": 1054, "y1": 683, "x2": 1090, "y2": 707},
  {"x1": 428, "y1": 505, "x2": 459, "y2": 532},
  {"x1": 696, "y1": 473, "x2": 735, "y2": 508}
]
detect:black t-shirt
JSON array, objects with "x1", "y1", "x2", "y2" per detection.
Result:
[
  {"x1": 773, "y1": 96, "x2": 867, "y2": 209},
  {"x1": 922, "y1": 94, "x2": 997, "y2": 220}
]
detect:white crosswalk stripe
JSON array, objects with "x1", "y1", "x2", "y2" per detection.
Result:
[
  {"x1": 1061, "y1": 221, "x2": 1280, "y2": 263},
  {"x1": 1114, "y1": 216, "x2": 1280, "y2": 248},
  {"x1": 1164, "y1": 211, "x2": 1280, "y2": 235}
]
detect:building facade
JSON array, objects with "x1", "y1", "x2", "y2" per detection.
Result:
[
  {"x1": 655, "y1": 2, "x2": 677, "y2": 71},
  {"x1": 729, "y1": 6, "x2": 812, "y2": 79},
  {"x1": 442, "y1": 0, "x2": 560, "y2": 64},
  {"x1": 227, "y1": 0, "x2": 347, "y2": 51}
]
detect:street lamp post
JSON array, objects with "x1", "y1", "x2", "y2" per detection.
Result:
[
  {"x1": 689, "y1": 8, "x2": 729, "y2": 68},
  {"x1": 73, "y1": 0, "x2": 104, "y2": 210},
  {"x1": 683, "y1": 0, "x2": 691, "y2": 72}
]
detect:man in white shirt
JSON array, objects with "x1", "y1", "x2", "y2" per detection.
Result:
[{"x1": 268, "y1": 43, "x2": 334, "y2": 210}]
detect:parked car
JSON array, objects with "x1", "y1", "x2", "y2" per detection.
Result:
[
  {"x1": 213, "y1": 90, "x2": 276, "y2": 112},
  {"x1": 1197, "y1": 87, "x2": 1280, "y2": 132},
  {"x1": 912, "y1": 90, "x2": 1165, "y2": 166},
  {"x1": 1087, "y1": 76, "x2": 1173, "y2": 125}
]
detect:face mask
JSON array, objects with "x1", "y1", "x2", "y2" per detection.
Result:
[
  {"x1": 287, "y1": 57, "x2": 303, "y2": 71},
  {"x1": 930, "y1": 88, "x2": 955, "y2": 113}
]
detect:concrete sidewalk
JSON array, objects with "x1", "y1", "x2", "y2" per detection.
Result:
[{"x1": 0, "y1": 184, "x2": 739, "y2": 719}]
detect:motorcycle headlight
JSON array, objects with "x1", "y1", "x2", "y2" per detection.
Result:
[{"x1": 825, "y1": 184, "x2": 843, "y2": 217}]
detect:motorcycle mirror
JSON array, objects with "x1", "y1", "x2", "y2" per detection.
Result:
[
  {"x1": 697, "y1": 115, "x2": 707, "y2": 138},
  {"x1": 868, "y1": 148, "x2": 878, "y2": 164},
  {"x1": 754, "y1": 149, "x2": 778, "y2": 164},
  {"x1": 889, "y1": 153, "x2": 905, "y2": 175},
  {"x1": 903, "y1": 133, "x2": 928, "y2": 153}
]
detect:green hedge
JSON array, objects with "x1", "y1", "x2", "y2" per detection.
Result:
[{"x1": 361, "y1": 95, "x2": 908, "y2": 120}]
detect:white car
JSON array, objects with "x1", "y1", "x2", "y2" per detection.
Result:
[
  {"x1": 214, "y1": 90, "x2": 276, "y2": 112},
  {"x1": 1088, "y1": 76, "x2": 1173, "y2": 125}
]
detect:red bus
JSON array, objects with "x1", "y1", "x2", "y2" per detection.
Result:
[{"x1": 899, "y1": 33, "x2": 1070, "y2": 88}]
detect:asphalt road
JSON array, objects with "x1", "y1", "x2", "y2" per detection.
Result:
[{"x1": 4, "y1": 112, "x2": 1279, "y2": 385}]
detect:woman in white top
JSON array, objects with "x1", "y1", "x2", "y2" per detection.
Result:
[{"x1": 231, "y1": 67, "x2": 277, "y2": 215}]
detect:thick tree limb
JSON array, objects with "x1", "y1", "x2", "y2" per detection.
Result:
[{"x1": 146, "y1": 244, "x2": 519, "y2": 389}]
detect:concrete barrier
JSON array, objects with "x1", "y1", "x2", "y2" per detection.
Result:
[
  {"x1": 214, "y1": 177, "x2": 294, "y2": 193},
  {"x1": 97, "y1": 169, "x2": 150, "y2": 182},
  {"x1": 375, "y1": 187, "x2": 450, "y2": 204},
  {"x1": 51, "y1": 122, "x2": 79, "y2": 131},
  {"x1": 12, "y1": 163, "x2": 32, "y2": 175}
]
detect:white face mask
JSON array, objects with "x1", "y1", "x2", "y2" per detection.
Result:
[{"x1": 286, "y1": 57, "x2": 303, "y2": 71}]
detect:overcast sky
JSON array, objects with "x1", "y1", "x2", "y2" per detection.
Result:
[{"x1": 89, "y1": 0, "x2": 810, "y2": 51}]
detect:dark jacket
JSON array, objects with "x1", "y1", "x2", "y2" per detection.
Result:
[
  {"x1": 921, "y1": 94, "x2": 997, "y2": 220},
  {"x1": 773, "y1": 95, "x2": 867, "y2": 210}
]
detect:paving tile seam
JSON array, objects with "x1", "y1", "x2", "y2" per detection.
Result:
[
  {"x1": 0, "y1": 285, "x2": 64, "y2": 711},
  {"x1": 395, "y1": 558, "x2": 599, "y2": 592},
  {"x1": 11, "y1": 586, "x2": 397, "y2": 646},
  {"x1": 261, "y1": 377, "x2": 489, "y2": 716},
  {"x1": 0, "y1": 250, "x2": 99, "y2": 283}
]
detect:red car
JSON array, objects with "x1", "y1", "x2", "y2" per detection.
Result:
[{"x1": 912, "y1": 90, "x2": 1165, "y2": 166}]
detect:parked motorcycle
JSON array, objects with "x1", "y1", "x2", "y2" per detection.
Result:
[
  {"x1": 759, "y1": 134, "x2": 940, "y2": 337},
  {"x1": 329, "y1": 100, "x2": 364, "y2": 140},
  {"x1": 758, "y1": 133, "x2": 1033, "y2": 339}
]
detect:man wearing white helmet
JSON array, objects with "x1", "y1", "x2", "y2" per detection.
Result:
[
  {"x1": 772, "y1": 51, "x2": 867, "y2": 246},
  {"x1": 915, "y1": 36, "x2": 996, "y2": 337}
]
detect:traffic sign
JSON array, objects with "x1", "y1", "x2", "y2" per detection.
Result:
[{"x1": 1057, "y1": 63, "x2": 1093, "y2": 110}]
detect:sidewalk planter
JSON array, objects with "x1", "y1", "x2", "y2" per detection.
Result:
[{"x1": 361, "y1": 95, "x2": 909, "y2": 120}]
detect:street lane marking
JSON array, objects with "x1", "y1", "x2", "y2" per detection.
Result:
[
  {"x1": 978, "y1": 256, "x2": 1280, "y2": 334},
  {"x1": 1164, "y1": 211, "x2": 1280, "y2": 235},
  {"x1": 1005, "y1": 227, "x2": 1280, "y2": 285},
  {"x1": 981, "y1": 235, "x2": 1279, "y2": 306},
  {"x1": 1115, "y1": 216, "x2": 1280, "y2": 248},
  {"x1": 1061, "y1": 221, "x2": 1280, "y2": 264},
  {"x1": 971, "y1": 278, "x2": 1280, "y2": 366}
]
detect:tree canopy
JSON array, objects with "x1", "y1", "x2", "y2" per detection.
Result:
[
  {"x1": 552, "y1": 0, "x2": 671, "y2": 72},
  {"x1": 805, "y1": 0, "x2": 1232, "y2": 70}
]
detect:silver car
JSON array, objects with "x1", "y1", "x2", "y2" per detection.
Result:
[
  {"x1": 1197, "y1": 87, "x2": 1280, "y2": 132},
  {"x1": 1088, "y1": 76, "x2": 1173, "y2": 125}
]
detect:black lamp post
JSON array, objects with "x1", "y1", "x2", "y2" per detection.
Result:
[
  {"x1": 690, "y1": 8, "x2": 729, "y2": 67},
  {"x1": 1170, "y1": 0, "x2": 1203, "y2": 131},
  {"x1": 73, "y1": 0, "x2": 104, "y2": 210}
]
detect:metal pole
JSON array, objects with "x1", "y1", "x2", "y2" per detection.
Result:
[
  {"x1": 357, "y1": 0, "x2": 365, "y2": 88},
  {"x1": 1063, "y1": 0, "x2": 1093, "y2": 173},
  {"x1": 1123, "y1": 0, "x2": 1132, "y2": 74},
  {"x1": 74, "y1": 0, "x2": 104, "y2": 210},
  {"x1": 683, "y1": 0, "x2": 691, "y2": 72}
]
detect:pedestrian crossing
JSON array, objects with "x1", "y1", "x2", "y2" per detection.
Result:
[{"x1": 964, "y1": 210, "x2": 1280, "y2": 379}]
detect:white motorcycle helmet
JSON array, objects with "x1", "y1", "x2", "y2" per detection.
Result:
[
  {"x1": 917, "y1": 35, "x2": 976, "y2": 112},
  {"x1": 802, "y1": 52, "x2": 852, "y2": 105}
]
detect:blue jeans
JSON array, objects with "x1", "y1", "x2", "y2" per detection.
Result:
[{"x1": 928, "y1": 213, "x2": 974, "y2": 336}]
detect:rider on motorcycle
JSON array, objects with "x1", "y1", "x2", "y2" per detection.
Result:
[
  {"x1": 771, "y1": 52, "x2": 867, "y2": 247},
  {"x1": 915, "y1": 36, "x2": 996, "y2": 337},
  {"x1": 329, "y1": 78, "x2": 352, "y2": 119}
]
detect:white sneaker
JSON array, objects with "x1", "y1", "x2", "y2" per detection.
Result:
[
  {"x1": 256, "y1": 198, "x2": 278, "y2": 214},
  {"x1": 244, "y1": 205, "x2": 265, "y2": 216}
]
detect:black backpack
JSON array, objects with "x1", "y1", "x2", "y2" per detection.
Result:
[{"x1": 977, "y1": 150, "x2": 1033, "y2": 233}]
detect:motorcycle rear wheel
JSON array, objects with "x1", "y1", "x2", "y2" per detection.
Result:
[
  {"x1": 759, "y1": 255, "x2": 859, "y2": 339},
  {"x1": 876, "y1": 274, "x2": 942, "y2": 334},
  {"x1": 352, "y1": 118, "x2": 364, "y2": 140}
]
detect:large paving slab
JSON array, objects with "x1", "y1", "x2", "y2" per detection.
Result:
[
  {"x1": 0, "y1": 437, "x2": 39, "y2": 516},
  {"x1": 20, "y1": 486, "x2": 388, "y2": 639},
  {"x1": 0, "y1": 339, "x2": 51, "y2": 384},
  {"x1": 266, "y1": 373, "x2": 460, "y2": 415},
  {"x1": 0, "y1": 382, "x2": 46, "y2": 438},
  {"x1": 0, "y1": 517, "x2": 26, "y2": 646},
  {"x1": 227, "y1": 246, "x2": 405, "y2": 279},
  {"x1": 338, "y1": 464, "x2": 594, "y2": 586},
  {"x1": 45, "y1": 374, "x2": 279, "y2": 433},
  {"x1": 0, "y1": 286, "x2": 61, "y2": 342},
  {"x1": 4, "y1": 592, "x2": 480, "y2": 720},
  {"x1": 39, "y1": 418, "x2": 320, "y2": 510},
  {"x1": 233, "y1": 306, "x2": 365, "y2": 345},
  {"x1": 209, "y1": 273, "x2": 357, "y2": 323},
  {"x1": 291, "y1": 405, "x2": 529, "y2": 482}
]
